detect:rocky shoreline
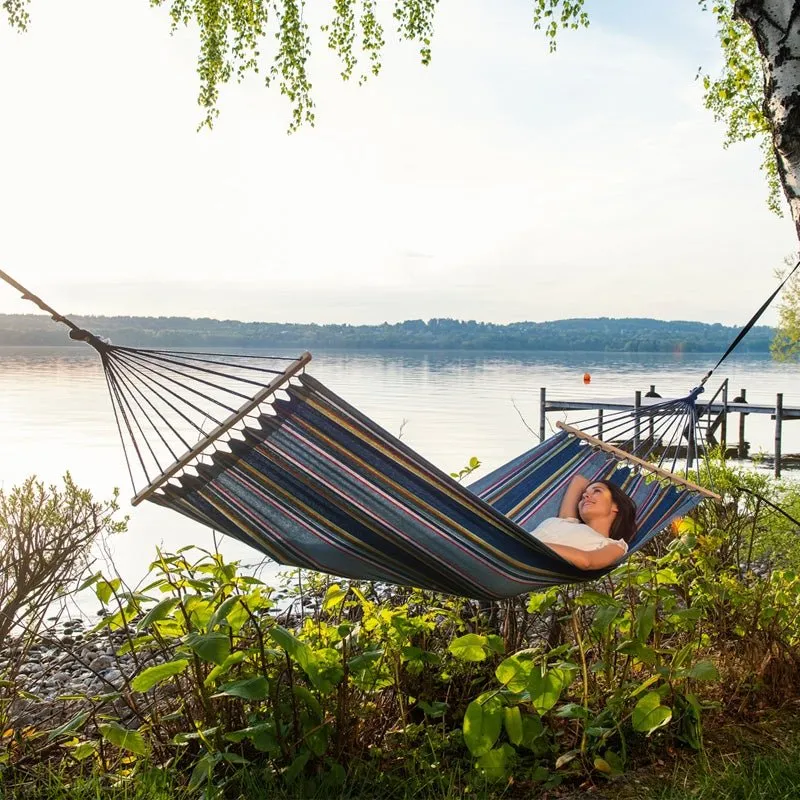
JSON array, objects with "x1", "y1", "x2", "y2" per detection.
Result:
[{"x1": 3, "y1": 617, "x2": 171, "y2": 730}]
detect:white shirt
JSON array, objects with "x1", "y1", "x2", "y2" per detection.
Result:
[{"x1": 531, "y1": 517, "x2": 628, "y2": 555}]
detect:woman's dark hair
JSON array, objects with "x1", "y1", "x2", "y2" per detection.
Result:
[{"x1": 582, "y1": 480, "x2": 637, "y2": 544}]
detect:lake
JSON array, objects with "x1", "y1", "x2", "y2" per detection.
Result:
[{"x1": 1, "y1": 346, "x2": 798, "y2": 601}]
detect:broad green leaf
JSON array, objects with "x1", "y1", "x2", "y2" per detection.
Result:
[
  {"x1": 463, "y1": 698, "x2": 503, "y2": 756},
  {"x1": 207, "y1": 595, "x2": 244, "y2": 632},
  {"x1": 185, "y1": 632, "x2": 231, "y2": 666},
  {"x1": 269, "y1": 625, "x2": 313, "y2": 670},
  {"x1": 47, "y1": 710, "x2": 90, "y2": 741},
  {"x1": 226, "y1": 722, "x2": 279, "y2": 753},
  {"x1": 527, "y1": 589, "x2": 557, "y2": 613},
  {"x1": 188, "y1": 754, "x2": 214, "y2": 792},
  {"x1": 486, "y1": 634, "x2": 505, "y2": 655},
  {"x1": 213, "y1": 676, "x2": 269, "y2": 701},
  {"x1": 323, "y1": 584, "x2": 348, "y2": 611},
  {"x1": 137, "y1": 598, "x2": 179, "y2": 632},
  {"x1": 503, "y1": 706, "x2": 523, "y2": 745},
  {"x1": 130, "y1": 659, "x2": 189, "y2": 693},
  {"x1": 521, "y1": 714, "x2": 544, "y2": 748},
  {"x1": 448, "y1": 633, "x2": 488, "y2": 662},
  {"x1": 98, "y1": 722, "x2": 148, "y2": 756},
  {"x1": 529, "y1": 668, "x2": 569, "y2": 714},
  {"x1": 418, "y1": 700, "x2": 447, "y2": 718},
  {"x1": 635, "y1": 602, "x2": 657, "y2": 642},
  {"x1": 555, "y1": 703, "x2": 589, "y2": 720},
  {"x1": 632, "y1": 692, "x2": 672, "y2": 735},
  {"x1": 476, "y1": 744, "x2": 513, "y2": 781},
  {"x1": 495, "y1": 656, "x2": 531, "y2": 692},
  {"x1": 687, "y1": 660, "x2": 719, "y2": 681},
  {"x1": 69, "y1": 741, "x2": 97, "y2": 761},
  {"x1": 95, "y1": 577, "x2": 121, "y2": 606},
  {"x1": 592, "y1": 604, "x2": 621, "y2": 635},
  {"x1": 293, "y1": 685, "x2": 322, "y2": 718},
  {"x1": 616, "y1": 640, "x2": 657, "y2": 665},
  {"x1": 204, "y1": 651, "x2": 247, "y2": 686},
  {"x1": 284, "y1": 750, "x2": 310, "y2": 783}
]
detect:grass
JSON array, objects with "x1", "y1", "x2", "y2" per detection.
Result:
[{"x1": 4, "y1": 724, "x2": 800, "y2": 800}]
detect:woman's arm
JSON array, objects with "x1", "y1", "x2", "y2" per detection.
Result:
[
  {"x1": 558, "y1": 475, "x2": 590, "y2": 519},
  {"x1": 545, "y1": 541, "x2": 625, "y2": 571}
]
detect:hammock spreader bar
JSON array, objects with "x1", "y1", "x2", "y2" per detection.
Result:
[{"x1": 132, "y1": 352, "x2": 312, "y2": 505}]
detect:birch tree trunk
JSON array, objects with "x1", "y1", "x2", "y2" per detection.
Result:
[{"x1": 736, "y1": 0, "x2": 800, "y2": 241}]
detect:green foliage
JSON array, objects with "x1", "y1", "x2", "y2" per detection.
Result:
[
  {"x1": 771, "y1": 261, "x2": 800, "y2": 361},
  {"x1": 532, "y1": 0, "x2": 589, "y2": 51},
  {"x1": 5, "y1": 459, "x2": 800, "y2": 794},
  {"x1": 699, "y1": 1, "x2": 781, "y2": 215},
  {"x1": 0, "y1": 312, "x2": 777, "y2": 352}
]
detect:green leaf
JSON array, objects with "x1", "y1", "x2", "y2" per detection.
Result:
[
  {"x1": 448, "y1": 633, "x2": 488, "y2": 662},
  {"x1": 95, "y1": 577, "x2": 120, "y2": 606},
  {"x1": 293, "y1": 685, "x2": 322, "y2": 718},
  {"x1": 418, "y1": 700, "x2": 447, "y2": 718},
  {"x1": 635, "y1": 601, "x2": 657, "y2": 642},
  {"x1": 47, "y1": 710, "x2": 91, "y2": 741},
  {"x1": 521, "y1": 714, "x2": 544, "y2": 748},
  {"x1": 323, "y1": 584, "x2": 348, "y2": 611},
  {"x1": 213, "y1": 676, "x2": 270, "y2": 701},
  {"x1": 130, "y1": 659, "x2": 189, "y2": 693},
  {"x1": 98, "y1": 722, "x2": 148, "y2": 756},
  {"x1": 503, "y1": 706, "x2": 523, "y2": 745},
  {"x1": 207, "y1": 595, "x2": 244, "y2": 632},
  {"x1": 463, "y1": 698, "x2": 503, "y2": 756},
  {"x1": 184, "y1": 631, "x2": 230, "y2": 665},
  {"x1": 226, "y1": 722, "x2": 278, "y2": 753},
  {"x1": 137, "y1": 598, "x2": 179, "y2": 632},
  {"x1": 555, "y1": 703, "x2": 589, "y2": 720},
  {"x1": 529, "y1": 668, "x2": 569, "y2": 714},
  {"x1": 495, "y1": 656, "x2": 532, "y2": 692},
  {"x1": 476, "y1": 744, "x2": 513, "y2": 781},
  {"x1": 632, "y1": 692, "x2": 672, "y2": 735},
  {"x1": 687, "y1": 660, "x2": 719, "y2": 681},
  {"x1": 269, "y1": 625, "x2": 313, "y2": 670},
  {"x1": 188, "y1": 754, "x2": 215, "y2": 792},
  {"x1": 284, "y1": 750, "x2": 310, "y2": 783}
]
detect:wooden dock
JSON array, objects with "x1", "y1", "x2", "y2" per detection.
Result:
[{"x1": 540, "y1": 381, "x2": 800, "y2": 478}]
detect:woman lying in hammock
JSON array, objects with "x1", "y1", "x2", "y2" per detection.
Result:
[{"x1": 531, "y1": 475, "x2": 637, "y2": 570}]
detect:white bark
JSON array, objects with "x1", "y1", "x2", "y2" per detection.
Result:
[{"x1": 736, "y1": 0, "x2": 800, "y2": 240}]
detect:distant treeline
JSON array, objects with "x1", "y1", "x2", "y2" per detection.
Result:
[{"x1": 0, "y1": 314, "x2": 775, "y2": 353}]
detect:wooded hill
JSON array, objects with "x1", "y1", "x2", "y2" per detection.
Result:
[{"x1": 0, "y1": 314, "x2": 775, "y2": 353}]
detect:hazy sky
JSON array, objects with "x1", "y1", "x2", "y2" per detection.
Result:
[{"x1": 0, "y1": 0, "x2": 796, "y2": 326}]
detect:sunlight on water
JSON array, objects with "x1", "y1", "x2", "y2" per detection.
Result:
[{"x1": 2, "y1": 345, "x2": 799, "y2": 605}]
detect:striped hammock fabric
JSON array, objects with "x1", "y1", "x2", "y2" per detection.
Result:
[{"x1": 149, "y1": 374, "x2": 705, "y2": 600}]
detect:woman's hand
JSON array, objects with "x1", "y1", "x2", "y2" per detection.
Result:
[{"x1": 558, "y1": 474, "x2": 591, "y2": 519}]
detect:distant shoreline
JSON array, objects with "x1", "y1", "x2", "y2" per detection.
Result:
[{"x1": 0, "y1": 313, "x2": 776, "y2": 354}]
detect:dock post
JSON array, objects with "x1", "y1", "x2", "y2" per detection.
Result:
[
  {"x1": 737, "y1": 389, "x2": 747, "y2": 459},
  {"x1": 539, "y1": 388, "x2": 546, "y2": 442},
  {"x1": 598, "y1": 409, "x2": 604, "y2": 441},
  {"x1": 721, "y1": 381, "x2": 728, "y2": 453},
  {"x1": 775, "y1": 393, "x2": 783, "y2": 478}
]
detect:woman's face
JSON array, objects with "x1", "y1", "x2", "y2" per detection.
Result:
[{"x1": 578, "y1": 482, "x2": 618, "y2": 523}]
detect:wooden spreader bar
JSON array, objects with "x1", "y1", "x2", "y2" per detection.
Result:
[
  {"x1": 556, "y1": 421, "x2": 721, "y2": 501},
  {"x1": 132, "y1": 352, "x2": 312, "y2": 506}
]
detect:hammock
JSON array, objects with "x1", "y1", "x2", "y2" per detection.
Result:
[{"x1": 11, "y1": 268, "x2": 790, "y2": 600}]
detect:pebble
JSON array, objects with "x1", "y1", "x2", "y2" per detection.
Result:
[{"x1": 3, "y1": 618, "x2": 174, "y2": 729}]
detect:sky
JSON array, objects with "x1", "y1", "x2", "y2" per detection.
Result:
[{"x1": 0, "y1": 0, "x2": 797, "y2": 327}]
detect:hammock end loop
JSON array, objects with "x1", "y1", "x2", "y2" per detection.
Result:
[{"x1": 68, "y1": 327, "x2": 108, "y2": 350}]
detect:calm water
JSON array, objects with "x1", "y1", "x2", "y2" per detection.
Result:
[{"x1": 2, "y1": 346, "x2": 798, "y2": 596}]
